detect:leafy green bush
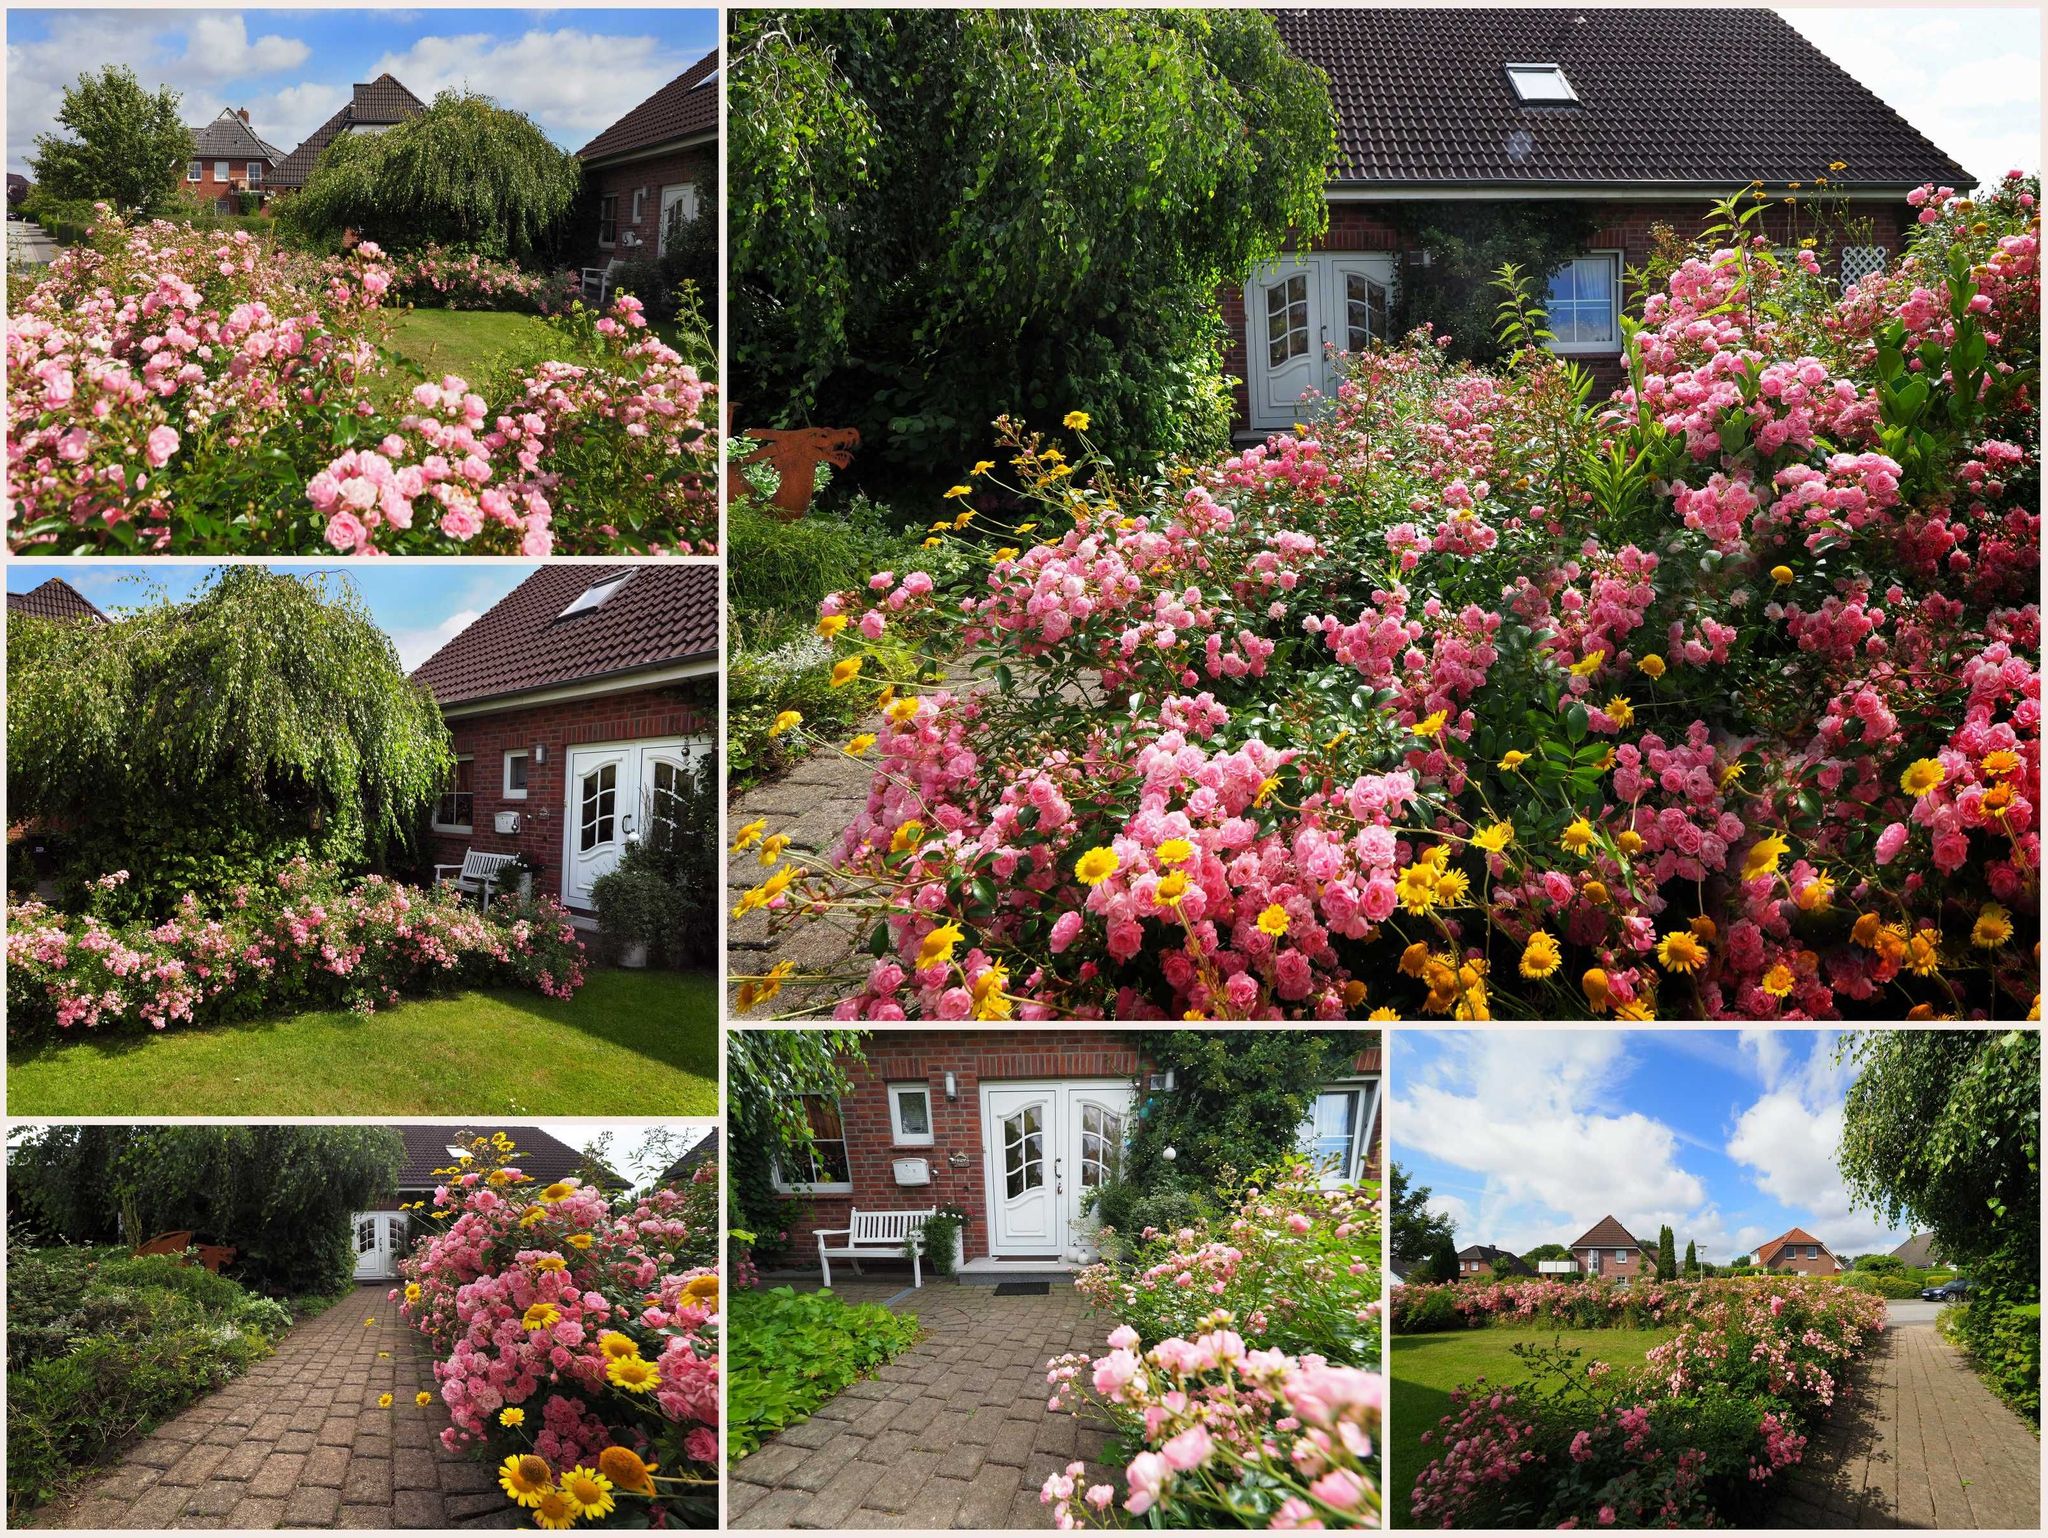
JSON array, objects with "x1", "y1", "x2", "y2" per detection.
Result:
[
  {"x1": 5, "y1": 1240, "x2": 290, "y2": 1518},
  {"x1": 1951, "y1": 1300, "x2": 2041, "y2": 1423},
  {"x1": 727, "y1": 1286, "x2": 921, "y2": 1456},
  {"x1": 1844, "y1": 1270, "x2": 1927, "y2": 1299},
  {"x1": 589, "y1": 754, "x2": 718, "y2": 968}
]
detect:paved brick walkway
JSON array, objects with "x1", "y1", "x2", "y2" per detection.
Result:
[
  {"x1": 33, "y1": 1286, "x2": 514, "y2": 1531},
  {"x1": 730, "y1": 1278, "x2": 1119, "y2": 1530},
  {"x1": 1766, "y1": 1312, "x2": 2040, "y2": 1529}
]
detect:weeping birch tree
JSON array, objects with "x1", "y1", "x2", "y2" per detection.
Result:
[
  {"x1": 279, "y1": 91, "x2": 581, "y2": 258},
  {"x1": 6, "y1": 567, "x2": 452, "y2": 916}
]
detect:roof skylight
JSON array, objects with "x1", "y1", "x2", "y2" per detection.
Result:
[
  {"x1": 558, "y1": 571, "x2": 633, "y2": 619},
  {"x1": 1505, "y1": 63, "x2": 1580, "y2": 105}
]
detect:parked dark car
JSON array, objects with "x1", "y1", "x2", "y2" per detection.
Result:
[{"x1": 1920, "y1": 1277, "x2": 1973, "y2": 1300}]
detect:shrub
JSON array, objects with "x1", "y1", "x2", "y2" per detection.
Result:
[
  {"x1": 1409, "y1": 1282, "x2": 1887, "y2": 1528},
  {"x1": 589, "y1": 757, "x2": 719, "y2": 969},
  {"x1": 738, "y1": 174, "x2": 2041, "y2": 1021},
  {"x1": 8, "y1": 1126, "x2": 404, "y2": 1298},
  {"x1": 727, "y1": 1286, "x2": 921, "y2": 1457},
  {"x1": 8, "y1": 210, "x2": 718, "y2": 555},
  {"x1": 385, "y1": 245, "x2": 581, "y2": 314},
  {"x1": 6, "y1": 858, "x2": 587, "y2": 1039},
  {"x1": 1951, "y1": 1299, "x2": 2041, "y2": 1422},
  {"x1": 394, "y1": 1133, "x2": 720, "y2": 1527},
  {"x1": 5, "y1": 1238, "x2": 291, "y2": 1518},
  {"x1": 1843, "y1": 1270, "x2": 1926, "y2": 1299}
]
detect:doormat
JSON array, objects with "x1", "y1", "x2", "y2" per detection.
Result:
[{"x1": 992, "y1": 1281, "x2": 1052, "y2": 1296}]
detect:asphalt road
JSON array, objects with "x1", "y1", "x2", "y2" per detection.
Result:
[{"x1": 1885, "y1": 1298, "x2": 1947, "y2": 1327}]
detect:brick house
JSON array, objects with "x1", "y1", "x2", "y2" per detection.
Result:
[
  {"x1": 6, "y1": 576, "x2": 107, "y2": 625},
  {"x1": 351, "y1": 1125, "x2": 626, "y2": 1282},
  {"x1": 183, "y1": 107, "x2": 285, "y2": 212},
  {"x1": 574, "y1": 49, "x2": 718, "y2": 282},
  {"x1": 766, "y1": 1032, "x2": 1382, "y2": 1275},
  {"x1": 1226, "y1": 7, "x2": 1972, "y2": 434},
  {"x1": 1755, "y1": 1226, "x2": 1844, "y2": 1276},
  {"x1": 270, "y1": 75, "x2": 427, "y2": 193},
  {"x1": 1568, "y1": 1214, "x2": 1652, "y2": 1280},
  {"x1": 1456, "y1": 1244, "x2": 1531, "y2": 1279},
  {"x1": 409, "y1": 565, "x2": 717, "y2": 928}
]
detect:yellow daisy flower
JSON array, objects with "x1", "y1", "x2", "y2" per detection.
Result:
[
  {"x1": 560, "y1": 1467, "x2": 617, "y2": 1522},
  {"x1": 1074, "y1": 846, "x2": 1120, "y2": 885},
  {"x1": 1520, "y1": 930, "x2": 1562, "y2": 980},
  {"x1": 1899, "y1": 758, "x2": 1946, "y2": 797},
  {"x1": 499, "y1": 1453, "x2": 553, "y2": 1508},
  {"x1": 1256, "y1": 903, "x2": 1290, "y2": 938},
  {"x1": 606, "y1": 1356, "x2": 661, "y2": 1393}
]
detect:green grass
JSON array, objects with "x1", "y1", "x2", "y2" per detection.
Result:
[
  {"x1": 378, "y1": 308, "x2": 594, "y2": 393},
  {"x1": 1391, "y1": 1327, "x2": 1672, "y2": 1528},
  {"x1": 6, "y1": 969, "x2": 718, "y2": 1116}
]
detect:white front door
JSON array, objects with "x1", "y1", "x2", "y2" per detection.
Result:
[
  {"x1": 981, "y1": 1080, "x2": 1134, "y2": 1258},
  {"x1": 657, "y1": 183, "x2": 698, "y2": 256},
  {"x1": 352, "y1": 1212, "x2": 407, "y2": 1281},
  {"x1": 562, "y1": 738, "x2": 709, "y2": 909},
  {"x1": 1244, "y1": 252, "x2": 1397, "y2": 432}
]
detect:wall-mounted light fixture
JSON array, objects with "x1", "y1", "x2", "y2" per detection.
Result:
[
  {"x1": 533, "y1": 743, "x2": 548, "y2": 764},
  {"x1": 943, "y1": 1071, "x2": 958, "y2": 1102}
]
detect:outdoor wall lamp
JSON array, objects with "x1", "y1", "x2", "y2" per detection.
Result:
[
  {"x1": 532, "y1": 743, "x2": 547, "y2": 764},
  {"x1": 943, "y1": 1072, "x2": 958, "y2": 1101}
]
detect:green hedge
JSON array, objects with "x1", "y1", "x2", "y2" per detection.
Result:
[
  {"x1": 6, "y1": 1247, "x2": 293, "y2": 1517},
  {"x1": 1948, "y1": 1300, "x2": 2041, "y2": 1423}
]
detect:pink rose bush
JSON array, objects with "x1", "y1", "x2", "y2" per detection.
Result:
[
  {"x1": 5, "y1": 857, "x2": 585, "y2": 1037},
  {"x1": 742, "y1": 176, "x2": 2039, "y2": 1020},
  {"x1": 395, "y1": 1133, "x2": 720, "y2": 1527},
  {"x1": 1041, "y1": 1161, "x2": 1384, "y2": 1527},
  {"x1": 6, "y1": 208, "x2": 717, "y2": 555},
  {"x1": 1404, "y1": 1279, "x2": 1885, "y2": 1528},
  {"x1": 385, "y1": 246, "x2": 582, "y2": 314}
]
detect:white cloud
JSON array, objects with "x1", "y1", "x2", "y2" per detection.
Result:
[
  {"x1": 367, "y1": 28, "x2": 698, "y2": 146},
  {"x1": 390, "y1": 608, "x2": 480, "y2": 672},
  {"x1": 176, "y1": 16, "x2": 309, "y2": 83},
  {"x1": 1777, "y1": 7, "x2": 2041, "y2": 189},
  {"x1": 1427, "y1": 1192, "x2": 1472, "y2": 1240},
  {"x1": 1396, "y1": 1032, "x2": 1716, "y2": 1255}
]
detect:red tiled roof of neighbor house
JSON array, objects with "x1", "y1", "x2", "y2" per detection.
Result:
[
  {"x1": 578, "y1": 49, "x2": 719, "y2": 163},
  {"x1": 271, "y1": 74, "x2": 427, "y2": 188},
  {"x1": 396, "y1": 1125, "x2": 625, "y2": 1190},
  {"x1": 7, "y1": 577, "x2": 108, "y2": 624},
  {"x1": 189, "y1": 107, "x2": 286, "y2": 164},
  {"x1": 1570, "y1": 1215, "x2": 1645, "y2": 1251},
  {"x1": 1758, "y1": 1226, "x2": 1837, "y2": 1261},
  {"x1": 411, "y1": 563, "x2": 719, "y2": 708},
  {"x1": 1269, "y1": 7, "x2": 1971, "y2": 190}
]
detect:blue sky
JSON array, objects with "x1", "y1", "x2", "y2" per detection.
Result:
[
  {"x1": 7, "y1": 8, "x2": 719, "y2": 177},
  {"x1": 7, "y1": 561, "x2": 535, "y2": 670},
  {"x1": 1394, "y1": 1030, "x2": 1913, "y2": 1266}
]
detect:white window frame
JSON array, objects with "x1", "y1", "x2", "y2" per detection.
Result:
[
  {"x1": 1296, "y1": 1076, "x2": 1380, "y2": 1188},
  {"x1": 1505, "y1": 62, "x2": 1580, "y2": 105},
  {"x1": 887, "y1": 1083, "x2": 934, "y2": 1146},
  {"x1": 630, "y1": 187, "x2": 646, "y2": 227},
  {"x1": 770, "y1": 1094, "x2": 854, "y2": 1194},
  {"x1": 247, "y1": 162, "x2": 262, "y2": 185},
  {"x1": 187, "y1": 161, "x2": 202, "y2": 182},
  {"x1": 431, "y1": 755, "x2": 475, "y2": 834},
  {"x1": 214, "y1": 159, "x2": 229, "y2": 181},
  {"x1": 1544, "y1": 250, "x2": 1624, "y2": 357},
  {"x1": 503, "y1": 750, "x2": 530, "y2": 801},
  {"x1": 1613, "y1": 1248, "x2": 1628, "y2": 1263}
]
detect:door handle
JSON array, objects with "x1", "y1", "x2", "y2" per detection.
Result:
[{"x1": 622, "y1": 815, "x2": 635, "y2": 837}]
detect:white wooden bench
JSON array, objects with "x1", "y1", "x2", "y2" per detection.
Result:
[
  {"x1": 817, "y1": 1207, "x2": 938, "y2": 1289},
  {"x1": 580, "y1": 259, "x2": 621, "y2": 307},
  {"x1": 433, "y1": 849, "x2": 520, "y2": 907}
]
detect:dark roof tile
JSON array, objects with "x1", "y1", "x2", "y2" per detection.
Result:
[
  {"x1": 1270, "y1": 8, "x2": 1968, "y2": 189},
  {"x1": 579, "y1": 50, "x2": 719, "y2": 163},
  {"x1": 396, "y1": 1125, "x2": 625, "y2": 1190},
  {"x1": 7, "y1": 577, "x2": 108, "y2": 624},
  {"x1": 1570, "y1": 1214, "x2": 1645, "y2": 1251},
  {"x1": 272, "y1": 75, "x2": 426, "y2": 188},
  {"x1": 411, "y1": 564, "x2": 719, "y2": 708},
  {"x1": 189, "y1": 109, "x2": 285, "y2": 164}
]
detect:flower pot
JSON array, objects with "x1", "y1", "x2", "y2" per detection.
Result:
[{"x1": 619, "y1": 939, "x2": 649, "y2": 969}]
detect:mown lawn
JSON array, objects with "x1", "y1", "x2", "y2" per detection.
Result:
[
  {"x1": 378, "y1": 308, "x2": 593, "y2": 392},
  {"x1": 1391, "y1": 1327, "x2": 1673, "y2": 1528},
  {"x1": 6, "y1": 969, "x2": 718, "y2": 1116}
]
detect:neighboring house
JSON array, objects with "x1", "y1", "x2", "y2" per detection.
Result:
[
  {"x1": 184, "y1": 107, "x2": 286, "y2": 212},
  {"x1": 351, "y1": 1124, "x2": 626, "y2": 1281},
  {"x1": 7, "y1": 172, "x2": 29, "y2": 208},
  {"x1": 6, "y1": 577, "x2": 107, "y2": 624},
  {"x1": 270, "y1": 74, "x2": 427, "y2": 192},
  {"x1": 1228, "y1": 7, "x2": 1972, "y2": 433},
  {"x1": 767, "y1": 1033, "x2": 1382, "y2": 1276},
  {"x1": 1567, "y1": 1215, "x2": 1652, "y2": 1280},
  {"x1": 1456, "y1": 1244, "x2": 1531, "y2": 1279},
  {"x1": 410, "y1": 564, "x2": 717, "y2": 927},
  {"x1": 574, "y1": 49, "x2": 718, "y2": 282},
  {"x1": 660, "y1": 1127, "x2": 722, "y2": 1186},
  {"x1": 1891, "y1": 1231, "x2": 1945, "y2": 1269},
  {"x1": 1756, "y1": 1226, "x2": 1845, "y2": 1275}
]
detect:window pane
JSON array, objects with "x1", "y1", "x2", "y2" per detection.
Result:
[
  {"x1": 507, "y1": 754, "x2": 527, "y2": 790},
  {"x1": 896, "y1": 1088, "x2": 930, "y2": 1137}
]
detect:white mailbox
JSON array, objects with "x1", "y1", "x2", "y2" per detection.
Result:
[
  {"x1": 494, "y1": 811, "x2": 521, "y2": 835},
  {"x1": 892, "y1": 1157, "x2": 931, "y2": 1186}
]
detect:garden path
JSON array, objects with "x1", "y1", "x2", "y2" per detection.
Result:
[
  {"x1": 729, "y1": 1278, "x2": 1118, "y2": 1530},
  {"x1": 7, "y1": 219, "x2": 59, "y2": 265},
  {"x1": 1765, "y1": 1308, "x2": 2038, "y2": 1529},
  {"x1": 32, "y1": 1285, "x2": 516, "y2": 1531}
]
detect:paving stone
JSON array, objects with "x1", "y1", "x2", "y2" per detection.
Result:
[
  {"x1": 731, "y1": 1441, "x2": 812, "y2": 1487},
  {"x1": 117, "y1": 1483, "x2": 191, "y2": 1529},
  {"x1": 161, "y1": 1444, "x2": 233, "y2": 1487},
  {"x1": 733, "y1": 1485, "x2": 817, "y2": 1530},
  {"x1": 247, "y1": 1452, "x2": 309, "y2": 1500},
  {"x1": 212, "y1": 1440, "x2": 273, "y2": 1482},
  {"x1": 776, "y1": 1414, "x2": 848, "y2": 1450},
  {"x1": 446, "y1": 1490, "x2": 513, "y2": 1519},
  {"x1": 795, "y1": 1457, "x2": 891, "y2": 1527},
  {"x1": 393, "y1": 1446, "x2": 441, "y2": 1490},
  {"x1": 439, "y1": 1459, "x2": 501, "y2": 1495},
  {"x1": 390, "y1": 1487, "x2": 448, "y2": 1527},
  {"x1": 224, "y1": 1496, "x2": 289, "y2": 1528},
  {"x1": 342, "y1": 1457, "x2": 392, "y2": 1504},
  {"x1": 302, "y1": 1444, "x2": 351, "y2": 1487},
  {"x1": 179, "y1": 1481, "x2": 246, "y2": 1519}
]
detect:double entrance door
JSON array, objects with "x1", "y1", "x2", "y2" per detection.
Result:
[
  {"x1": 980, "y1": 1081, "x2": 1133, "y2": 1258},
  {"x1": 352, "y1": 1212, "x2": 407, "y2": 1281},
  {"x1": 562, "y1": 738, "x2": 706, "y2": 909},
  {"x1": 1244, "y1": 252, "x2": 1396, "y2": 431}
]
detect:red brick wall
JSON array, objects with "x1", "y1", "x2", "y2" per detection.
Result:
[
  {"x1": 184, "y1": 156, "x2": 272, "y2": 211},
  {"x1": 580, "y1": 144, "x2": 714, "y2": 272},
  {"x1": 1759, "y1": 1244, "x2": 1841, "y2": 1276},
  {"x1": 1574, "y1": 1244, "x2": 1649, "y2": 1281},
  {"x1": 427, "y1": 681, "x2": 712, "y2": 909},
  {"x1": 774, "y1": 1035, "x2": 1385, "y2": 1263},
  {"x1": 1226, "y1": 195, "x2": 1911, "y2": 429}
]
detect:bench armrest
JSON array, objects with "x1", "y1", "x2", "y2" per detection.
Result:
[
  {"x1": 433, "y1": 864, "x2": 463, "y2": 881},
  {"x1": 813, "y1": 1227, "x2": 852, "y2": 1241}
]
